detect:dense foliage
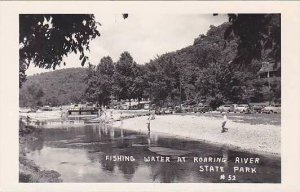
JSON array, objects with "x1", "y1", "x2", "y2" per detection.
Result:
[
  {"x1": 85, "y1": 52, "x2": 145, "y2": 106},
  {"x1": 141, "y1": 22, "x2": 278, "y2": 108},
  {"x1": 20, "y1": 14, "x2": 281, "y2": 108},
  {"x1": 19, "y1": 68, "x2": 88, "y2": 107},
  {"x1": 225, "y1": 14, "x2": 281, "y2": 68},
  {"x1": 19, "y1": 14, "x2": 100, "y2": 87},
  {"x1": 84, "y1": 20, "x2": 280, "y2": 108},
  {"x1": 85, "y1": 57, "x2": 115, "y2": 106}
]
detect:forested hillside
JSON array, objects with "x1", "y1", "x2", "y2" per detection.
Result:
[
  {"x1": 20, "y1": 15, "x2": 280, "y2": 108},
  {"x1": 19, "y1": 68, "x2": 88, "y2": 107},
  {"x1": 85, "y1": 21, "x2": 280, "y2": 108},
  {"x1": 141, "y1": 22, "x2": 277, "y2": 108}
]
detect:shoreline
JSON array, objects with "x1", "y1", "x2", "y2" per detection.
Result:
[
  {"x1": 152, "y1": 131, "x2": 281, "y2": 159},
  {"x1": 110, "y1": 114, "x2": 281, "y2": 158},
  {"x1": 20, "y1": 110, "x2": 281, "y2": 158},
  {"x1": 18, "y1": 111, "x2": 281, "y2": 183},
  {"x1": 19, "y1": 120, "x2": 62, "y2": 183}
]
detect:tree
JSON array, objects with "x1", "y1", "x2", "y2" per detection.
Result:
[
  {"x1": 143, "y1": 55, "x2": 182, "y2": 106},
  {"x1": 129, "y1": 63, "x2": 146, "y2": 101},
  {"x1": 85, "y1": 57, "x2": 115, "y2": 106},
  {"x1": 19, "y1": 14, "x2": 101, "y2": 87},
  {"x1": 224, "y1": 14, "x2": 280, "y2": 69},
  {"x1": 21, "y1": 83, "x2": 45, "y2": 107},
  {"x1": 113, "y1": 52, "x2": 135, "y2": 101},
  {"x1": 96, "y1": 56, "x2": 114, "y2": 76},
  {"x1": 195, "y1": 62, "x2": 256, "y2": 107}
]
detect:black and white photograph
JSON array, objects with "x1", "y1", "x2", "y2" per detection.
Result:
[
  {"x1": 0, "y1": 1, "x2": 300, "y2": 191},
  {"x1": 18, "y1": 13, "x2": 281, "y2": 183}
]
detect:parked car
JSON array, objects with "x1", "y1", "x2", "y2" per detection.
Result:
[
  {"x1": 181, "y1": 105, "x2": 195, "y2": 113},
  {"x1": 196, "y1": 105, "x2": 212, "y2": 113},
  {"x1": 234, "y1": 104, "x2": 250, "y2": 113},
  {"x1": 27, "y1": 107, "x2": 38, "y2": 113},
  {"x1": 261, "y1": 104, "x2": 281, "y2": 114},
  {"x1": 41, "y1": 105, "x2": 52, "y2": 111},
  {"x1": 144, "y1": 104, "x2": 150, "y2": 110},
  {"x1": 120, "y1": 104, "x2": 129, "y2": 110},
  {"x1": 174, "y1": 106, "x2": 182, "y2": 113},
  {"x1": 70, "y1": 104, "x2": 81, "y2": 110},
  {"x1": 129, "y1": 105, "x2": 138, "y2": 110},
  {"x1": 164, "y1": 107, "x2": 174, "y2": 114},
  {"x1": 217, "y1": 105, "x2": 233, "y2": 113},
  {"x1": 252, "y1": 104, "x2": 266, "y2": 113},
  {"x1": 83, "y1": 103, "x2": 97, "y2": 110},
  {"x1": 155, "y1": 107, "x2": 162, "y2": 115}
]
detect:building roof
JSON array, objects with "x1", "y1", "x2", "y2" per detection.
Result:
[{"x1": 258, "y1": 61, "x2": 278, "y2": 73}]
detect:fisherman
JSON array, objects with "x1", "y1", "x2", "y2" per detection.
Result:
[
  {"x1": 147, "y1": 113, "x2": 151, "y2": 133},
  {"x1": 110, "y1": 108, "x2": 113, "y2": 119},
  {"x1": 147, "y1": 109, "x2": 152, "y2": 133},
  {"x1": 150, "y1": 108, "x2": 156, "y2": 120},
  {"x1": 221, "y1": 113, "x2": 228, "y2": 133},
  {"x1": 120, "y1": 111, "x2": 124, "y2": 126},
  {"x1": 26, "y1": 115, "x2": 31, "y2": 123},
  {"x1": 98, "y1": 108, "x2": 102, "y2": 117}
]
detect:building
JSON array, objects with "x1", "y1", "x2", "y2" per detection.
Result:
[{"x1": 258, "y1": 61, "x2": 281, "y2": 79}]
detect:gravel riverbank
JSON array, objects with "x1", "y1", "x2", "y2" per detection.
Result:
[
  {"x1": 20, "y1": 110, "x2": 281, "y2": 157},
  {"x1": 111, "y1": 113, "x2": 281, "y2": 157}
]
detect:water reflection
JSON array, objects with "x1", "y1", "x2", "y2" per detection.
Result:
[
  {"x1": 25, "y1": 134, "x2": 45, "y2": 152},
  {"x1": 117, "y1": 159, "x2": 139, "y2": 181},
  {"x1": 149, "y1": 161, "x2": 187, "y2": 182},
  {"x1": 24, "y1": 123, "x2": 281, "y2": 183}
]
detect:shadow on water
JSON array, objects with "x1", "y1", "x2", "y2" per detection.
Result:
[{"x1": 24, "y1": 122, "x2": 281, "y2": 183}]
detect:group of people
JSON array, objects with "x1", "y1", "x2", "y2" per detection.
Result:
[
  {"x1": 98, "y1": 107, "x2": 114, "y2": 122},
  {"x1": 97, "y1": 106, "x2": 229, "y2": 134}
]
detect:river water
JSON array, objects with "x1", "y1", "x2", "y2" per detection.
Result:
[{"x1": 24, "y1": 121, "x2": 281, "y2": 183}]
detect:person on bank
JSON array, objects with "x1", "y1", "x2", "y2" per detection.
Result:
[{"x1": 221, "y1": 113, "x2": 228, "y2": 133}]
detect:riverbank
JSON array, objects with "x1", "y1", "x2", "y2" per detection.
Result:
[
  {"x1": 19, "y1": 120, "x2": 62, "y2": 182},
  {"x1": 111, "y1": 113, "x2": 281, "y2": 157},
  {"x1": 20, "y1": 110, "x2": 281, "y2": 157}
]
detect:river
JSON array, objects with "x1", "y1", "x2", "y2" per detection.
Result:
[{"x1": 23, "y1": 121, "x2": 281, "y2": 183}]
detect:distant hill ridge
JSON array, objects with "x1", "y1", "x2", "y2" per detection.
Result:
[{"x1": 20, "y1": 67, "x2": 88, "y2": 107}]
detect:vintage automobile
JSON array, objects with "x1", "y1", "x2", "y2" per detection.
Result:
[
  {"x1": 155, "y1": 107, "x2": 162, "y2": 115},
  {"x1": 261, "y1": 104, "x2": 281, "y2": 114},
  {"x1": 174, "y1": 106, "x2": 182, "y2": 113},
  {"x1": 252, "y1": 104, "x2": 266, "y2": 113},
  {"x1": 41, "y1": 105, "x2": 52, "y2": 111},
  {"x1": 70, "y1": 104, "x2": 81, "y2": 110},
  {"x1": 234, "y1": 104, "x2": 250, "y2": 113},
  {"x1": 83, "y1": 103, "x2": 97, "y2": 110},
  {"x1": 181, "y1": 105, "x2": 196, "y2": 113},
  {"x1": 196, "y1": 105, "x2": 212, "y2": 113},
  {"x1": 22, "y1": 107, "x2": 38, "y2": 113},
  {"x1": 120, "y1": 104, "x2": 129, "y2": 110},
  {"x1": 164, "y1": 107, "x2": 174, "y2": 114},
  {"x1": 154, "y1": 106, "x2": 174, "y2": 115},
  {"x1": 144, "y1": 104, "x2": 150, "y2": 110},
  {"x1": 217, "y1": 105, "x2": 233, "y2": 113}
]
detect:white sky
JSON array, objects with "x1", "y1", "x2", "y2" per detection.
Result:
[{"x1": 26, "y1": 14, "x2": 227, "y2": 76}]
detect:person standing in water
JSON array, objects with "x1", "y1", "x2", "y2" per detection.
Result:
[{"x1": 221, "y1": 113, "x2": 228, "y2": 133}]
